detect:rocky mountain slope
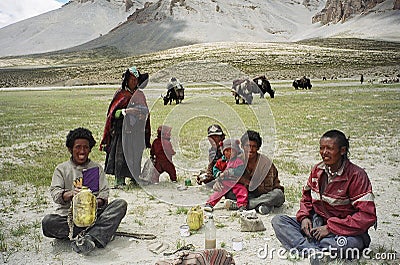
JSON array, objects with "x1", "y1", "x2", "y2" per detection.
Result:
[
  {"x1": 0, "y1": 0, "x2": 399, "y2": 57},
  {"x1": 315, "y1": 0, "x2": 400, "y2": 23}
]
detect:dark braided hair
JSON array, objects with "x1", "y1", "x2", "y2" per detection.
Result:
[
  {"x1": 321, "y1": 129, "x2": 350, "y2": 160},
  {"x1": 66, "y1": 127, "x2": 96, "y2": 149},
  {"x1": 121, "y1": 69, "x2": 131, "y2": 91},
  {"x1": 241, "y1": 130, "x2": 262, "y2": 148}
]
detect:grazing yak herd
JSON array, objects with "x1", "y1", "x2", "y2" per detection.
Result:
[
  {"x1": 162, "y1": 75, "x2": 314, "y2": 105},
  {"x1": 161, "y1": 74, "x2": 400, "y2": 105},
  {"x1": 230, "y1": 75, "x2": 312, "y2": 104}
]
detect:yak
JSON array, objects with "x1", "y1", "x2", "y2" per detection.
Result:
[
  {"x1": 293, "y1": 76, "x2": 312, "y2": 90},
  {"x1": 162, "y1": 77, "x2": 185, "y2": 105},
  {"x1": 253, "y1": 75, "x2": 275, "y2": 98},
  {"x1": 232, "y1": 76, "x2": 275, "y2": 104}
]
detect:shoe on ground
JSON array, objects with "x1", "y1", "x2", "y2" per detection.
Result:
[
  {"x1": 258, "y1": 205, "x2": 273, "y2": 215},
  {"x1": 224, "y1": 199, "x2": 239, "y2": 211},
  {"x1": 71, "y1": 235, "x2": 96, "y2": 255},
  {"x1": 309, "y1": 251, "x2": 332, "y2": 265},
  {"x1": 204, "y1": 204, "x2": 214, "y2": 212}
]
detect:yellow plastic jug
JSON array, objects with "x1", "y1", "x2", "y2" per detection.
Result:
[
  {"x1": 72, "y1": 186, "x2": 97, "y2": 227},
  {"x1": 187, "y1": 205, "x2": 204, "y2": 231}
]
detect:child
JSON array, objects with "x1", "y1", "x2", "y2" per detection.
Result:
[
  {"x1": 196, "y1": 124, "x2": 225, "y2": 185},
  {"x1": 204, "y1": 139, "x2": 248, "y2": 212},
  {"x1": 150, "y1": 125, "x2": 177, "y2": 183}
]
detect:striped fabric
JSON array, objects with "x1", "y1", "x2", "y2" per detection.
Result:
[{"x1": 156, "y1": 249, "x2": 235, "y2": 265}]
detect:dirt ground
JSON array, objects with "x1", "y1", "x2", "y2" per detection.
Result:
[
  {"x1": 1, "y1": 82, "x2": 399, "y2": 265},
  {"x1": 1, "y1": 155, "x2": 399, "y2": 264}
]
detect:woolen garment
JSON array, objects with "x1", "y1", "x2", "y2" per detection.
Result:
[
  {"x1": 213, "y1": 155, "x2": 245, "y2": 181},
  {"x1": 101, "y1": 88, "x2": 151, "y2": 178},
  {"x1": 49, "y1": 159, "x2": 109, "y2": 216},
  {"x1": 238, "y1": 153, "x2": 284, "y2": 196},
  {"x1": 208, "y1": 145, "x2": 222, "y2": 164},
  {"x1": 150, "y1": 137, "x2": 176, "y2": 161},
  {"x1": 150, "y1": 136, "x2": 176, "y2": 182},
  {"x1": 296, "y1": 160, "x2": 377, "y2": 236},
  {"x1": 121, "y1": 89, "x2": 151, "y2": 179},
  {"x1": 42, "y1": 199, "x2": 127, "y2": 247},
  {"x1": 208, "y1": 156, "x2": 248, "y2": 207},
  {"x1": 100, "y1": 88, "x2": 133, "y2": 148},
  {"x1": 207, "y1": 182, "x2": 248, "y2": 208},
  {"x1": 152, "y1": 159, "x2": 177, "y2": 182},
  {"x1": 104, "y1": 118, "x2": 132, "y2": 178}
]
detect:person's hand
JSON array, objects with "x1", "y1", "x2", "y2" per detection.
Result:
[
  {"x1": 99, "y1": 143, "x2": 108, "y2": 152},
  {"x1": 310, "y1": 225, "x2": 329, "y2": 241},
  {"x1": 196, "y1": 175, "x2": 202, "y2": 185},
  {"x1": 97, "y1": 198, "x2": 106, "y2": 208},
  {"x1": 115, "y1": 109, "x2": 126, "y2": 118},
  {"x1": 62, "y1": 187, "x2": 81, "y2": 202},
  {"x1": 301, "y1": 218, "x2": 313, "y2": 239},
  {"x1": 213, "y1": 180, "x2": 224, "y2": 192}
]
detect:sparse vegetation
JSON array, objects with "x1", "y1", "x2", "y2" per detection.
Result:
[
  {"x1": 176, "y1": 207, "x2": 189, "y2": 215},
  {"x1": 0, "y1": 39, "x2": 399, "y2": 87},
  {"x1": 0, "y1": 39, "x2": 398, "y2": 264}
]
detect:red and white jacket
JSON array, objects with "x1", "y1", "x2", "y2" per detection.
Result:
[{"x1": 296, "y1": 160, "x2": 376, "y2": 236}]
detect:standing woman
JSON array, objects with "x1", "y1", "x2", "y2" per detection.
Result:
[{"x1": 100, "y1": 66, "x2": 151, "y2": 188}]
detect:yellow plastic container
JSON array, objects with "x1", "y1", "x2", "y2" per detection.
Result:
[
  {"x1": 72, "y1": 186, "x2": 97, "y2": 227},
  {"x1": 186, "y1": 205, "x2": 204, "y2": 231}
]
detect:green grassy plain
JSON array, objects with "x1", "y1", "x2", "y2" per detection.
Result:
[
  {"x1": 0, "y1": 39, "x2": 399, "y2": 264},
  {"x1": 1, "y1": 82, "x2": 399, "y2": 188}
]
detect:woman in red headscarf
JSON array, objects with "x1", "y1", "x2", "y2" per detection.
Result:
[{"x1": 100, "y1": 66, "x2": 151, "y2": 188}]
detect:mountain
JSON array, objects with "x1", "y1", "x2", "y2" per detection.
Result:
[
  {"x1": 0, "y1": 0, "x2": 399, "y2": 57},
  {"x1": 0, "y1": 0, "x2": 146, "y2": 57}
]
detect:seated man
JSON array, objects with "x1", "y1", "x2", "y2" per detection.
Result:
[
  {"x1": 216, "y1": 130, "x2": 285, "y2": 214},
  {"x1": 42, "y1": 127, "x2": 127, "y2": 255},
  {"x1": 271, "y1": 130, "x2": 377, "y2": 263}
]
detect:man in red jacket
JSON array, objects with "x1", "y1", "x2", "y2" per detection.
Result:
[{"x1": 272, "y1": 130, "x2": 376, "y2": 263}]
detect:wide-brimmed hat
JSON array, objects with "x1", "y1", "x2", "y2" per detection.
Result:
[{"x1": 207, "y1": 124, "x2": 224, "y2": 137}]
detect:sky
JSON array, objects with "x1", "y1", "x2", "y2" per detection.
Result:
[{"x1": 0, "y1": 0, "x2": 69, "y2": 29}]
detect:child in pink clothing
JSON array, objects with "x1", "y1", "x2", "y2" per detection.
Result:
[{"x1": 204, "y1": 139, "x2": 248, "y2": 212}]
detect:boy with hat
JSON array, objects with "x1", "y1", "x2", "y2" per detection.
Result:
[
  {"x1": 197, "y1": 124, "x2": 225, "y2": 185},
  {"x1": 204, "y1": 138, "x2": 247, "y2": 212}
]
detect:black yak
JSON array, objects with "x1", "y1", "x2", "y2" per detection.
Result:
[
  {"x1": 293, "y1": 76, "x2": 312, "y2": 90},
  {"x1": 232, "y1": 76, "x2": 275, "y2": 104},
  {"x1": 163, "y1": 77, "x2": 185, "y2": 105}
]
